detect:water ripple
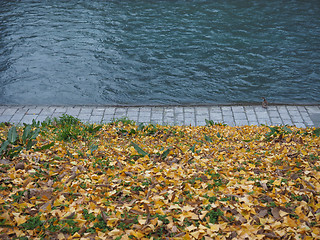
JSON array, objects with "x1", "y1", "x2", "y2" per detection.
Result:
[{"x1": 0, "y1": 0, "x2": 319, "y2": 105}]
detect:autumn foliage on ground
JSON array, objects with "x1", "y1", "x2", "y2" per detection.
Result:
[{"x1": 0, "y1": 115, "x2": 319, "y2": 240}]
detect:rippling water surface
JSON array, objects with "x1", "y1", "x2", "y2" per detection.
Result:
[{"x1": 0, "y1": 0, "x2": 320, "y2": 105}]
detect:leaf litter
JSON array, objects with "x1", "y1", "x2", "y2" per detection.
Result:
[{"x1": 0, "y1": 117, "x2": 319, "y2": 239}]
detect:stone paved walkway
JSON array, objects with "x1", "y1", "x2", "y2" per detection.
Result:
[{"x1": 0, "y1": 105, "x2": 319, "y2": 127}]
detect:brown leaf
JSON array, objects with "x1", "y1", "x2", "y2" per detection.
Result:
[
  {"x1": 257, "y1": 209, "x2": 269, "y2": 218},
  {"x1": 271, "y1": 207, "x2": 281, "y2": 220},
  {"x1": 101, "y1": 211, "x2": 109, "y2": 224},
  {"x1": 260, "y1": 181, "x2": 268, "y2": 191}
]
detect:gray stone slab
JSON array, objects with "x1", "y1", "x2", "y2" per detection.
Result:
[
  {"x1": 79, "y1": 108, "x2": 93, "y2": 114},
  {"x1": 39, "y1": 107, "x2": 55, "y2": 116},
  {"x1": 127, "y1": 108, "x2": 139, "y2": 121},
  {"x1": 54, "y1": 107, "x2": 67, "y2": 113},
  {"x1": 89, "y1": 115, "x2": 103, "y2": 123},
  {"x1": 310, "y1": 113, "x2": 320, "y2": 127},
  {"x1": 0, "y1": 108, "x2": 6, "y2": 115},
  {"x1": 51, "y1": 113, "x2": 64, "y2": 119},
  {"x1": 221, "y1": 106, "x2": 232, "y2": 115},
  {"x1": 92, "y1": 108, "x2": 105, "y2": 116},
  {"x1": 114, "y1": 108, "x2": 127, "y2": 119},
  {"x1": 209, "y1": 106, "x2": 222, "y2": 113},
  {"x1": 306, "y1": 106, "x2": 320, "y2": 113},
  {"x1": 66, "y1": 107, "x2": 81, "y2": 116},
  {"x1": 174, "y1": 107, "x2": 184, "y2": 125},
  {"x1": 209, "y1": 112, "x2": 223, "y2": 122},
  {"x1": 196, "y1": 107, "x2": 209, "y2": 125},
  {"x1": 36, "y1": 115, "x2": 50, "y2": 123},
  {"x1": 78, "y1": 114, "x2": 91, "y2": 121},
  {"x1": 27, "y1": 108, "x2": 42, "y2": 115},
  {"x1": 0, "y1": 115, "x2": 12, "y2": 123},
  {"x1": 104, "y1": 107, "x2": 116, "y2": 115},
  {"x1": 294, "y1": 122, "x2": 306, "y2": 128},
  {"x1": 235, "y1": 119, "x2": 249, "y2": 126},
  {"x1": 103, "y1": 115, "x2": 115, "y2": 122},
  {"x1": 163, "y1": 107, "x2": 174, "y2": 125},
  {"x1": 20, "y1": 115, "x2": 38, "y2": 124},
  {"x1": 151, "y1": 108, "x2": 163, "y2": 124},
  {"x1": 10, "y1": 114, "x2": 24, "y2": 123},
  {"x1": 270, "y1": 117, "x2": 283, "y2": 125},
  {"x1": 233, "y1": 112, "x2": 247, "y2": 120},
  {"x1": 222, "y1": 115, "x2": 235, "y2": 126},
  {"x1": 268, "y1": 110, "x2": 280, "y2": 118},
  {"x1": 3, "y1": 108, "x2": 17, "y2": 115},
  {"x1": 232, "y1": 106, "x2": 244, "y2": 112},
  {"x1": 138, "y1": 107, "x2": 151, "y2": 123}
]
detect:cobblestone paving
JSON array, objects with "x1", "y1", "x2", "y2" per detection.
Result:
[{"x1": 0, "y1": 105, "x2": 319, "y2": 127}]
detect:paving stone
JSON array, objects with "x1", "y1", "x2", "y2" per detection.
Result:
[
  {"x1": 103, "y1": 115, "x2": 115, "y2": 122},
  {"x1": 138, "y1": 107, "x2": 151, "y2": 123},
  {"x1": 266, "y1": 106, "x2": 277, "y2": 111},
  {"x1": 297, "y1": 106, "x2": 307, "y2": 112},
  {"x1": 184, "y1": 111, "x2": 195, "y2": 126},
  {"x1": 253, "y1": 106, "x2": 268, "y2": 113},
  {"x1": 235, "y1": 119, "x2": 249, "y2": 126},
  {"x1": 270, "y1": 117, "x2": 283, "y2": 125},
  {"x1": 209, "y1": 112, "x2": 223, "y2": 122},
  {"x1": 78, "y1": 113, "x2": 91, "y2": 120},
  {"x1": 306, "y1": 106, "x2": 320, "y2": 113},
  {"x1": 92, "y1": 108, "x2": 105, "y2": 116},
  {"x1": 221, "y1": 106, "x2": 232, "y2": 115},
  {"x1": 114, "y1": 108, "x2": 127, "y2": 119},
  {"x1": 233, "y1": 112, "x2": 247, "y2": 120},
  {"x1": 36, "y1": 115, "x2": 50, "y2": 123},
  {"x1": 248, "y1": 121, "x2": 259, "y2": 126},
  {"x1": 0, "y1": 108, "x2": 6, "y2": 115},
  {"x1": 54, "y1": 107, "x2": 67, "y2": 113},
  {"x1": 0, "y1": 115, "x2": 12, "y2": 122},
  {"x1": 310, "y1": 113, "x2": 320, "y2": 127},
  {"x1": 79, "y1": 108, "x2": 93, "y2": 114},
  {"x1": 151, "y1": 107, "x2": 163, "y2": 124},
  {"x1": 244, "y1": 106, "x2": 255, "y2": 113},
  {"x1": 89, "y1": 115, "x2": 103, "y2": 123},
  {"x1": 286, "y1": 106, "x2": 298, "y2": 111},
  {"x1": 246, "y1": 114, "x2": 257, "y2": 122},
  {"x1": 231, "y1": 106, "x2": 244, "y2": 112},
  {"x1": 66, "y1": 107, "x2": 81, "y2": 116},
  {"x1": 222, "y1": 115, "x2": 235, "y2": 126},
  {"x1": 10, "y1": 114, "x2": 24, "y2": 123},
  {"x1": 163, "y1": 107, "x2": 174, "y2": 125},
  {"x1": 294, "y1": 122, "x2": 306, "y2": 128},
  {"x1": 3, "y1": 108, "x2": 17, "y2": 115},
  {"x1": 209, "y1": 106, "x2": 222, "y2": 113},
  {"x1": 39, "y1": 108, "x2": 55, "y2": 116},
  {"x1": 127, "y1": 108, "x2": 139, "y2": 121},
  {"x1": 268, "y1": 110, "x2": 280, "y2": 118},
  {"x1": 196, "y1": 107, "x2": 209, "y2": 125},
  {"x1": 104, "y1": 107, "x2": 116, "y2": 115},
  {"x1": 51, "y1": 113, "x2": 64, "y2": 119},
  {"x1": 27, "y1": 108, "x2": 43, "y2": 115},
  {"x1": 20, "y1": 115, "x2": 38, "y2": 124},
  {"x1": 174, "y1": 107, "x2": 184, "y2": 125}
]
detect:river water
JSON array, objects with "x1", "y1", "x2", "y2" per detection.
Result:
[{"x1": 0, "y1": 0, "x2": 319, "y2": 105}]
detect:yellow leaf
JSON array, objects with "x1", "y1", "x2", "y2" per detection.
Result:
[
  {"x1": 14, "y1": 215, "x2": 27, "y2": 225},
  {"x1": 108, "y1": 228, "x2": 122, "y2": 237},
  {"x1": 186, "y1": 225, "x2": 197, "y2": 232},
  {"x1": 182, "y1": 205, "x2": 195, "y2": 211},
  {"x1": 190, "y1": 231, "x2": 201, "y2": 239},
  {"x1": 210, "y1": 224, "x2": 220, "y2": 232}
]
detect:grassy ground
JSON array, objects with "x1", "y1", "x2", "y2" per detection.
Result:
[{"x1": 0, "y1": 115, "x2": 319, "y2": 240}]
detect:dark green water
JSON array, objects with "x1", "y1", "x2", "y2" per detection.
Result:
[{"x1": 0, "y1": 0, "x2": 320, "y2": 105}]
